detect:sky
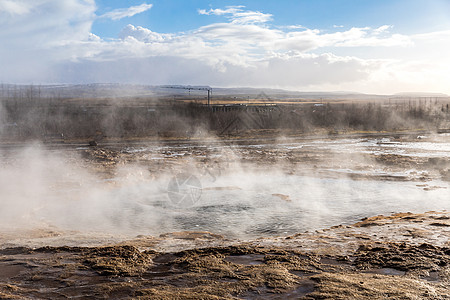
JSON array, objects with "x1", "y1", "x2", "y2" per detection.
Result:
[{"x1": 1, "y1": 0, "x2": 450, "y2": 95}]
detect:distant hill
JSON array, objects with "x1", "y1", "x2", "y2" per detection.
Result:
[
  {"x1": 394, "y1": 92, "x2": 449, "y2": 97},
  {"x1": 0, "y1": 83, "x2": 447, "y2": 100},
  {"x1": 212, "y1": 87, "x2": 385, "y2": 100}
]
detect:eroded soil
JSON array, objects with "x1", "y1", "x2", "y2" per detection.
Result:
[{"x1": 0, "y1": 212, "x2": 449, "y2": 299}]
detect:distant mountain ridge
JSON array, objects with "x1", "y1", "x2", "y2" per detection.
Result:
[
  {"x1": 0, "y1": 83, "x2": 448, "y2": 100},
  {"x1": 393, "y1": 92, "x2": 449, "y2": 97}
]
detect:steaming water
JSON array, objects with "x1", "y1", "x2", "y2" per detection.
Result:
[
  {"x1": 35, "y1": 171, "x2": 449, "y2": 240},
  {"x1": 1, "y1": 134, "x2": 449, "y2": 241},
  {"x1": 97, "y1": 135, "x2": 450, "y2": 238},
  {"x1": 107, "y1": 175, "x2": 450, "y2": 238}
]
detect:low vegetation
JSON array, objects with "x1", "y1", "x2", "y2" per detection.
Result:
[{"x1": 0, "y1": 90, "x2": 449, "y2": 141}]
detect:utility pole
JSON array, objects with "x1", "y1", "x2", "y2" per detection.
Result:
[
  {"x1": 207, "y1": 89, "x2": 211, "y2": 106},
  {"x1": 162, "y1": 85, "x2": 213, "y2": 106}
]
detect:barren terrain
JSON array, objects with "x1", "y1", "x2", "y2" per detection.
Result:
[{"x1": 0, "y1": 130, "x2": 449, "y2": 299}]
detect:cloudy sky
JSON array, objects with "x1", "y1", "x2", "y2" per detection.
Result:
[{"x1": 1, "y1": 0, "x2": 450, "y2": 94}]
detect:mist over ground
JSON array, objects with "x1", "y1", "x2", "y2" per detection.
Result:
[
  {"x1": 0, "y1": 84, "x2": 449, "y2": 141},
  {"x1": 0, "y1": 85, "x2": 449, "y2": 242}
]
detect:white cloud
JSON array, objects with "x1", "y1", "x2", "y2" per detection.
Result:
[
  {"x1": 51, "y1": 52, "x2": 376, "y2": 89},
  {"x1": 0, "y1": 2, "x2": 449, "y2": 94},
  {"x1": 280, "y1": 25, "x2": 306, "y2": 30},
  {"x1": 0, "y1": 0, "x2": 95, "y2": 45},
  {"x1": 0, "y1": 0, "x2": 31, "y2": 15},
  {"x1": 88, "y1": 32, "x2": 101, "y2": 42},
  {"x1": 373, "y1": 25, "x2": 392, "y2": 35},
  {"x1": 99, "y1": 3, "x2": 152, "y2": 21},
  {"x1": 411, "y1": 29, "x2": 450, "y2": 45},
  {"x1": 193, "y1": 24, "x2": 412, "y2": 56},
  {"x1": 198, "y1": 6, "x2": 245, "y2": 16},
  {"x1": 199, "y1": 6, "x2": 272, "y2": 24},
  {"x1": 0, "y1": 0, "x2": 96, "y2": 82},
  {"x1": 119, "y1": 24, "x2": 169, "y2": 42}
]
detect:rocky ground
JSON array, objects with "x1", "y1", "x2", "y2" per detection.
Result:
[{"x1": 0, "y1": 212, "x2": 449, "y2": 299}]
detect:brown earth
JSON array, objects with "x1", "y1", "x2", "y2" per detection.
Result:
[{"x1": 0, "y1": 211, "x2": 449, "y2": 299}]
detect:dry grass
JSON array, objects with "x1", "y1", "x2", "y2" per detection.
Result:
[{"x1": 0, "y1": 95, "x2": 449, "y2": 141}]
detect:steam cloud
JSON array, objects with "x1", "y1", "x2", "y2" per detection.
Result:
[{"x1": 0, "y1": 136, "x2": 449, "y2": 244}]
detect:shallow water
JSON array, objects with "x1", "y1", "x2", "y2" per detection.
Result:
[
  {"x1": 37, "y1": 171, "x2": 449, "y2": 239},
  {"x1": 1, "y1": 134, "x2": 449, "y2": 241},
  {"x1": 121, "y1": 134, "x2": 450, "y2": 159}
]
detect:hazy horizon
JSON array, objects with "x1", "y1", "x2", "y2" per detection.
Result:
[{"x1": 1, "y1": 83, "x2": 449, "y2": 98}]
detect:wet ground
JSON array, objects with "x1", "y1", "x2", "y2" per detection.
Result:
[
  {"x1": 0, "y1": 131, "x2": 449, "y2": 298},
  {"x1": 0, "y1": 212, "x2": 449, "y2": 299}
]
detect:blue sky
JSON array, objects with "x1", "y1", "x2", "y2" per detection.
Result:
[
  {"x1": 92, "y1": 0, "x2": 450, "y2": 36},
  {"x1": 1, "y1": 0, "x2": 450, "y2": 94}
]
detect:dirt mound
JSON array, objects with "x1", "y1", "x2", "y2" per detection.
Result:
[{"x1": 0, "y1": 239, "x2": 449, "y2": 299}]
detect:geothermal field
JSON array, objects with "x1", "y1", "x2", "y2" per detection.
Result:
[{"x1": 0, "y1": 86, "x2": 449, "y2": 299}]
